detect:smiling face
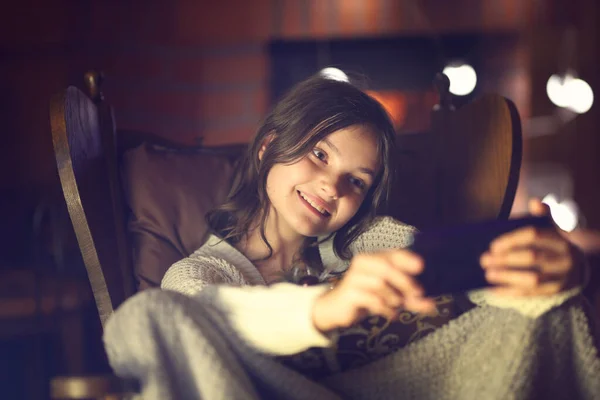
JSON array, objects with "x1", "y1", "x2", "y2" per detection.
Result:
[{"x1": 262, "y1": 125, "x2": 380, "y2": 239}]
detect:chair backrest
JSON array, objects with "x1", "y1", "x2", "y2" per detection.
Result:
[
  {"x1": 387, "y1": 94, "x2": 522, "y2": 229},
  {"x1": 49, "y1": 73, "x2": 522, "y2": 328},
  {"x1": 434, "y1": 95, "x2": 521, "y2": 225},
  {"x1": 50, "y1": 73, "x2": 136, "y2": 327}
]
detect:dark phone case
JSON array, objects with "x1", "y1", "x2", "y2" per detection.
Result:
[{"x1": 410, "y1": 215, "x2": 554, "y2": 297}]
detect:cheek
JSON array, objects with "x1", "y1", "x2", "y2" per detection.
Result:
[
  {"x1": 266, "y1": 164, "x2": 290, "y2": 186},
  {"x1": 265, "y1": 162, "x2": 307, "y2": 198},
  {"x1": 265, "y1": 167, "x2": 285, "y2": 202},
  {"x1": 339, "y1": 195, "x2": 367, "y2": 219},
  {"x1": 275, "y1": 159, "x2": 315, "y2": 187}
]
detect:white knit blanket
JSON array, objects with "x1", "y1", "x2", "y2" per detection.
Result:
[{"x1": 104, "y1": 288, "x2": 600, "y2": 400}]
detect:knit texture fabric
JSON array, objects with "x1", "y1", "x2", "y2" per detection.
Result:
[
  {"x1": 162, "y1": 216, "x2": 415, "y2": 294},
  {"x1": 163, "y1": 216, "x2": 584, "y2": 318},
  {"x1": 105, "y1": 288, "x2": 342, "y2": 400},
  {"x1": 105, "y1": 216, "x2": 600, "y2": 399},
  {"x1": 319, "y1": 216, "x2": 416, "y2": 273},
  {"x1": 161, "y1": 234, "x2": 267, "y2": 295},
  {"x1": 104, "y1": 286, "x2": 600, "y2": 399}
]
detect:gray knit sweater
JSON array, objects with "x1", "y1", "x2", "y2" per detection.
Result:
[{"x1": 104, "y1": 217, "x2": 600, "y2": 399}]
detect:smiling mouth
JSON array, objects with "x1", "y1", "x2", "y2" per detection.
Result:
[{"x1": 298, "y1": 191, "x2": 331, "y2": 217}]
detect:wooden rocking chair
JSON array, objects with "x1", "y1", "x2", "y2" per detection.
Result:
[{"x1": 48, "y1": 72, "x2": 522, "y2": 399}]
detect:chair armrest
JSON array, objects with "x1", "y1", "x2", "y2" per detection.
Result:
[{"x1": 50, "y1": 374, "x2": 139, "y2": 399}]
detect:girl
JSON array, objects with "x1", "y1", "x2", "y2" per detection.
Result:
[
  {"x1": 162, "y1": 75, "x2": 437, "y2": 318},
  {"x1": 106, "y1": 76, "x2": 599, "y2": 399}
]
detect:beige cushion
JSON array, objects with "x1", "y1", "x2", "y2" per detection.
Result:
[{"x1": 121, "y1": 143, "x2": 246, "y2": 289}]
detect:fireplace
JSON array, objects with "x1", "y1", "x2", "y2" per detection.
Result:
[{"x1": 269, "y1": 32, "x2": 520, "y2": 133}]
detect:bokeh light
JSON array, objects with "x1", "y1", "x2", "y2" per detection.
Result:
[
  {"x1": 442, "y1": 63, "x2": 477, "y2": 96},
  {"x1": 546, "y1": 73, "x2": 594, "y2": 114},
  {"x1": 320, "y1": 67, "x2": 349, "y2": 82},
  {"x1": 542, "y1": 194, "x2": 579, "y2": 232}
]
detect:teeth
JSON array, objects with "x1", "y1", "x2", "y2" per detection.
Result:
[{"x1": 300, "y1": 192, "x2": 328, "y2": 215}]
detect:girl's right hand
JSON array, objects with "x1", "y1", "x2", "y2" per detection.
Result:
[{"x1": 311, "y1": 250, "x2": 437, "y2": 334}]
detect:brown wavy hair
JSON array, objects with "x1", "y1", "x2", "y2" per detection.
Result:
[{"x1": 207, "y1": 75, "x2": 397, "y2": 268}]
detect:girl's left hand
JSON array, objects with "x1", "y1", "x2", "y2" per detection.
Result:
[{"x1": 480, "y1": 199, "x2": 585, "y2": 296}]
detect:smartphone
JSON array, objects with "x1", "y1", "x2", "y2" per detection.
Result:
[{"x1": 410, "y1": 215, "x2": 554, "y2": 297}]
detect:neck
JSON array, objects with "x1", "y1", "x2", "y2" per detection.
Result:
[{"x1": 238, "y1": 209, "x2": 305, "y2": 275}]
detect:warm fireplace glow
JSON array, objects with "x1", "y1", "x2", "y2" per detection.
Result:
[{"x1": 366, "y1": 90, "x2": 439, "y2": 133}]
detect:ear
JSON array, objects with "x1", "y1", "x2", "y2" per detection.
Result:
[{"x1": 258, "y1": 133, "x2": 275, "y2": 161}]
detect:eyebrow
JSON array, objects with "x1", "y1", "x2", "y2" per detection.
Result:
[{"x1": 322, "y1": 138, "x2": 376, "y2": 178}]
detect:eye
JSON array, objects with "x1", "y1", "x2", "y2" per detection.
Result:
[
  {"x1": 349, "y1": 176, "x2": 366, "y2": 190},
  {"x1": 312, "y1": 148, "x2": 327, "y2": 162}
]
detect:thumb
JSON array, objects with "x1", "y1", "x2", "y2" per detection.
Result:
[{"x1": 528, "y1": 197, "x2": 551, "y2": 217}]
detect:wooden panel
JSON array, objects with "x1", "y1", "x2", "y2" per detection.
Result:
[
  {"x1": 385, "y1": 94, "x2": 522, "y2": 230},
  {"x1": 50, "y1": 86, "x2": 135, "y2": 326},
  {"x1": 433, "y1": 94, "x2": 522, "y2": 226}
]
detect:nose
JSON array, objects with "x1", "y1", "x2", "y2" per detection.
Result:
[{"x1": 320, "y1": 171, "x2": 341, "y2": 200}]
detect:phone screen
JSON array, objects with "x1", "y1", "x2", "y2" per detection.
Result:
[{"x1": 410, "y1": 216, "x2": 554, "y2": 297}]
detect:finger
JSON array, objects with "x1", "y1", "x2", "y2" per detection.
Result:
[
  {"x1": 352, "y1": 250, "x2": 424, "y2": 276},
  {"x1": 350, "y1": 274, "x2": 405, "y2": 308},
  {"x1": 382, "y1": 267, "x2": 424, "y2": 298},
  {"x1": 383, "y1": 250, "x2": 424, "y2": 275},
  {"x1": 534, "y1": 256, "x2": 572, "y2": 276},
  {"x1": 354, "y1": 291, "x2": 398, "y2": 320},
  {"x1": 481, "y1": 248, "x2": 569, "y2": 270},
  {"x1": 489, "y1": 227, "x2": 567, "y2": 255},
  {"x1": 380, "y1": 288, "x2": 405, "y2": 310},
  {"x1": 349, "y1": 271, "x2": 435, "y2": 315},
  {"x1": 529, "y1": 281, "x2": 564, "y2": 296},
  {"x1": 489, "y1": 286, "x2": 531, "y2": 297},
  {"x1": 485, "y1": 268, "x2": 540, "y2": 289},
  {"x1": 490, "y1": 280, "x2": 563, "y2": 297},
  {"x1": 528, "y1": 198, "x2": 551, "y2": 217},
  {"x1": 404, "y1": 296, "x2": 437, "y2": 315},
  {"x1": 354, "y1": 256, "x2": 425, "y2": 297}
]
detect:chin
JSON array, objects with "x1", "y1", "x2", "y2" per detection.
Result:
[
  {"x1": 299, "y1": 221, "x2": 344, "y2": 238},
  {"x1": 295, "y1": 226, "x2": 329, "y2": 238},
  {"x1": 290, "y1": 219, "x2": 332, "y2": 238}
]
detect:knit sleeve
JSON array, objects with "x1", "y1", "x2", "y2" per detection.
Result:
[
  {"x1": 196, "y1": 283, "x2": 334, "y2": 355},
  {"x1": 349, "y1": 216, "x2": 417, "y2": 254},
  {"x1": 319, "y1": 216, "x2": 417, "y2": 272},
  {"x1": 161, "y1": 253, "x2": 247, "y2": 296}
]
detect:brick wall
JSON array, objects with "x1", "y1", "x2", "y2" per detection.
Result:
[
  {"x1": 78, "y1": 0, "x2": 534, "y2": 146},
  {"x1": 0, "y1": 0, "x2": 536, "y2": 263}
]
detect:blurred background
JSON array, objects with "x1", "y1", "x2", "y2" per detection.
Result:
[{"x1": 0, "y1": 0, "x2": 598, "y2": 398}]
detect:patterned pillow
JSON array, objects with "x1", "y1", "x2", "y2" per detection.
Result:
[{"x1": 279, "y1": 293, "x2": 476, "y2": 378}]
